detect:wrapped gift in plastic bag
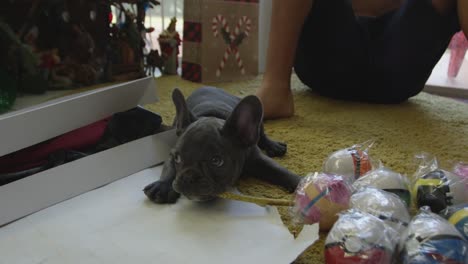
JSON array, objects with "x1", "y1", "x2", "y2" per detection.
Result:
[
  {"x1": 291, "y1": 172, "x2": 353, "y2": 231},
  {"x1": 324, "y1": 210, "x2": 399, "y2": 264},
  {"x1": 323, "y1": 140, "x2": 377, "y2": 183},
  {"x1": 411, "y1": 153, "x2": 468, "y2": 213},
  {"x1": 353, "y1": 166, "x2": 411, "y2": 207},
  {"x1": 453, "y1": 162, "x2": 468, "y2": 180},
  {"x1": 439, "y1": 203, "x2": 468, "y2": 241},
  {"x1": 397, "y1": 207, "x2": 468, "y2": 264},
  {"x1": 350, "y1": 187, "x2": 410, "y2": 233}
]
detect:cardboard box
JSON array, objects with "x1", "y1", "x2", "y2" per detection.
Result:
[
  {"x1": 182, "y1": 0, "x2": 259, "y2": 83},
  {"x1": 0, "y1": 77, "x2": 177, "y2": 226}
]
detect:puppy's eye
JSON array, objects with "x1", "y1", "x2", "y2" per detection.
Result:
[
  {"x1": 210, "y1": 156, "x2": 224, "y2": 167},
  {"x1": 173, "y1": 153, "x2": 182, "y2": 164}
]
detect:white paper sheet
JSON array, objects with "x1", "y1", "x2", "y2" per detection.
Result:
[{"x1": 0, "y1": 166, "x2": 318, "y2": 264}]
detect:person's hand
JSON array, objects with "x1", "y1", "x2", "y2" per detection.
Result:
[{"x1": 256, "y1": 79, "x2": 294, "y2": 120}]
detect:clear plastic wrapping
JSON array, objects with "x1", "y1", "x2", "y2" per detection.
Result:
[
  {"x1": 291, "y1": 172, "x2": 353, "y2": 231},
  {"x1": 353, "y1": 166, "x2": 411, "y2": 206},
  {"x1": 453, "y1": 162, "x2": 468, "y2": 180},
  {"x1": 323, "y1": 140, "x2": 377, "y2": 183},
  {"x1": 411, "y1": 153, "x2": 468, "y2": 213},
  {"x1": 439, "y1": 203, "x2": 468, "y2": 241},
  {"x1": 350, "y1": 187, "x2": 410, "y2": 233},
  {"x1": 324, "y1": 210, "x2": 399, "y2": 264},
  {"x1": 397, "y1": 207, "x2": 468, "y2": 264}
]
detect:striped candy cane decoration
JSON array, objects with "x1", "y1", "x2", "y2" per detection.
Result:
[
  {"x1": 232, "y1": 16, "x2": 251, "y2": 75},
  {"x1": 234, "y1": 16, "x2": 251, "y2": 37},
  {"x1": 212, "y1": 15, "x2": 252, "y2": 77},
  {"x1": 217, "y1": 46, "x2": 231, "y2": 77},
  {"x1": 212, "y1": 15, "x2": 229, "y2": 38},
  {"x1": 212, "y1": 15, "x2": 230, "y2": 77}
]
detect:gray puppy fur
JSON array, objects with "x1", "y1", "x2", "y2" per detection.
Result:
[{"x1": 143, "y1": 87, "x2": 301, "y2": 203}]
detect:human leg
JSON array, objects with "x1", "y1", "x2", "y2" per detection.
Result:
[
  {"x1": 293, "y1": 0, "x2": 371, "y2": 101},
  {"x1": 430, "y1": 0, "x2": 468, "y2": 34},
  {"x1": 256, "y1": 0, "x2": 314, "y2": 119},
  {"x1": 458, "y1": 0, "x2": 468, "y2": 37},
  {"x1": 369, "y1": 0, "x2": 460, "y2": 103}
]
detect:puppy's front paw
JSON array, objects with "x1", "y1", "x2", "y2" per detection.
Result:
[
  {"x1": 143, "y1": 180, "x2": 180, "y2": 204},
  {"x1": 264, "y1": 141, "x2": 287, "y2": 157},
  {"x1": 285, "y1": 174, "x2": 301, "y2": 193}
]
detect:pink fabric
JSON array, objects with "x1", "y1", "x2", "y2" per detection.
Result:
[
  {"x1": 454, "y1": 163, "x2": 468, "y2": 181},
  {"x1": 448, "y1": 31, "x2": 468, "y2": 78},
  {"x1": 0, "y1": 118, "x2": 110, "y2": 173}
]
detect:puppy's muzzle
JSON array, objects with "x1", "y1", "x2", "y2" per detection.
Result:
[{"x1": 172, "y1": 168, "x2": 214, "y2": 196}]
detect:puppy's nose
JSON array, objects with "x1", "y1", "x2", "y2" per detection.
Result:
[{"x1": 172, "y1": 169, "x2": 203, "y2": 193}]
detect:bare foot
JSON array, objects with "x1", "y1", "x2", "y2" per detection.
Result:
[{"x1": 256, "y1": 81, "x2": 294, "y2": 120}]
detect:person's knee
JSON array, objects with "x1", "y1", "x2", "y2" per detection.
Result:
[{"x1": 431, "y1": 0, "x2": 457, "y2": 15}]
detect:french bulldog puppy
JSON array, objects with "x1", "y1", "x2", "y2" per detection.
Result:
[{"x1": 143, "y1": 87, "x2": 301, "y2": 203}]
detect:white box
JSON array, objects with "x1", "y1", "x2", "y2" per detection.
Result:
[
  {"x1": 424, "y1": 53, "x2": 468, "y2": 99},
  {"x1": 1, "y1": 77, "x2": 159, "y2": 157},
  {"x1": 0, "y1": 77, "x2": 176, "y2": 226}
]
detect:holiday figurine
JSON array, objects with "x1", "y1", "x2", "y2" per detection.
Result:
[
  {"x1": 158, "y1": 17, "x2": 181, "y2": 75},
  {"x1": 38, "y1": 49, "x2": 61, "y2": 81}
]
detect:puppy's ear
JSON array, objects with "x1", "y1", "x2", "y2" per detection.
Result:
[
  {"x1": 172, "y1": 88, "x2": 196, "y2": 136},
  {"x1": 222, "y1": 95, "x2": 263, "y2": 146}
]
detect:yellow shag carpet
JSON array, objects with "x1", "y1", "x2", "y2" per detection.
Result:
[{"x1": 145, "y1": 74, "x2": 468, "y2": 264}]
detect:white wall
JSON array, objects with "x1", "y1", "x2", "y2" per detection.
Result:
[{"x1": 259, "y1": 0, "x2": 272, "y2": 73}]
